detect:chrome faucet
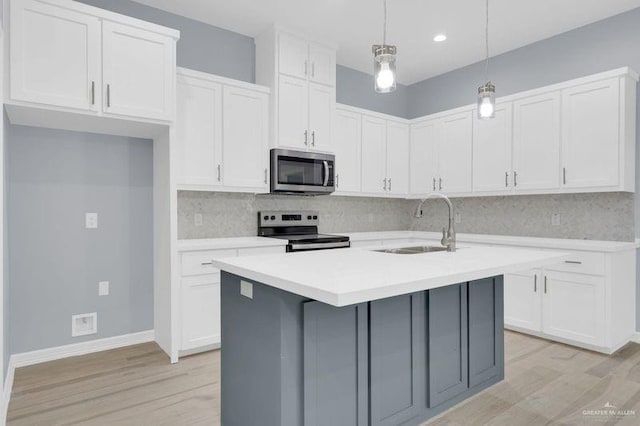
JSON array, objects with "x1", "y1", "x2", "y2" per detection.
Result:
[{"x1": 414, "y1": 192, "x2": 456, "y2": 252}]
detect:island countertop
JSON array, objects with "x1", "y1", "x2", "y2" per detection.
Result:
[{"x1": 211, "y1": 245, "x2": 569, "y2": 306}]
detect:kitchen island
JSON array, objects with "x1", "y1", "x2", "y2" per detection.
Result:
[{"x1": 213, "y1": 245, "x2": 568, "y2": 426}]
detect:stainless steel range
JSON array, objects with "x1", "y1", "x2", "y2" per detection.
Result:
[{"x1": 258, "y1": 211, "x2": 350, "y2": 252}]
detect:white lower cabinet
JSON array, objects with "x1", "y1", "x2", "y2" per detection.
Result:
[
  {"x1": 181, "y1": 275, "x2": 221, "y2": 351},
  {"x1": 504, "y1": 249, "x2": 634, "y2": 353},
  {"x1": 179, "y1": 244, "x2": 285, "y2": 355}
]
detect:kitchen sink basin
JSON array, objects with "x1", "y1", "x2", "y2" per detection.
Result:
[{"x1": 373, "y1": 245, "x2": 449, "y2": 254}]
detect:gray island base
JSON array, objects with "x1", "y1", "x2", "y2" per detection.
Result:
[{"x1": 221, "y1": 271, "x2": 504, "y2": 426}]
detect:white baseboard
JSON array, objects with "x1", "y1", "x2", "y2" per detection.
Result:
[
  {"x1": 1, "y1": 330, "x2": 154, "y2": 425},
  {"x1": 630, "y1": 332, "x2": 640, "y2": 344}
]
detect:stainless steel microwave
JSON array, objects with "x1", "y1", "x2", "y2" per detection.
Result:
[{"x1": 270, "y1": 149, "x2": 335, "y2": 195}]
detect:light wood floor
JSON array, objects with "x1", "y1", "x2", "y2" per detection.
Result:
[{"x1": 7, "y1": 331, "x2": 640, "y2": 425}]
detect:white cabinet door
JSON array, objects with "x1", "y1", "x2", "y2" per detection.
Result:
[
  {"x1": 410, "y1": 120, "x2": 439, "y2": 194},
  {"x1": 361, "y1": 116, "x2": 387, "y2": 194},
  {"x1": 278, "y1": 32, "x2": 309, "y2": 80},
  {"x1": 222, "y1": 86, "x2": 269, "y2": 189},
  {"x1": 309, "y1": 44, "x2": 336, "y2": 86},
  {"x1": 278, "y1": 75, "x2": 309, "y2": 149},
  {"x1": 504, "y1": 270, "x2": 542, "y2": 332},
  {"x1": 181, "y1": 276, "x2": 221, "y2": 350},
  {"x1": 102, "y1": 21, "x2": 174, "y2": 121},
  {"x1": 308, "y1": 82, "x2": 335, "y2": 152},
  {"x1": 473, "y1": 103, "x2": 513, "y2": 193},
  {"x1": 542, "y1": 271, "x2": 606, "y2": 346},
  {"x1": 176, "y1": 75, "x2": 222, "y2": 186},
  {"x1": 438, "y1": 111, "x2": 473, "y2": 194},
  {"x1": 513, "y1": 92, "x2": 561, "y2": 191},
  {"x1": 386, "y1": 121, "x2": 410, "y2": 196},
  {"x1": 334, "y1": 110, "x2": 362, "y2": 193},
  {"x1": 10, "y1": 0, "x2": 101, "y2": 111},
  {"x1": 561, "y1": 78, "x2": 620, "y2": 188}
]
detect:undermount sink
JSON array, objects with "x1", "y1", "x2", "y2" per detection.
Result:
[{"x1": 374, "y1": 245, "x2": 449, "y2": 254}]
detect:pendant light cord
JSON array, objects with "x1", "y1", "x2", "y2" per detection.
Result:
[
  {"x1": 383, "y1": 0, "x2": 387, "y2": 45},
  {"x1": 485, "y1": 0, "x2": 489, "y2": 82}
]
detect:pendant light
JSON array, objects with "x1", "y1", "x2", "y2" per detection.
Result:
[
  {"x1": 477, "y1": 0, "x2": 495, "y2": 119},
  {"x1": 372, "y1": 0, "x2": 397, "y2": 93}
]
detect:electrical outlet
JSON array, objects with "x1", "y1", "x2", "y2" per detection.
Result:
[
  {"x1": 98, "y1": 281, "x2": 109, "y2": 296},
  {"x1": 551, "y1": 213, "x2": 561, "y2": 226},
  {"x1": 455, "y1": 212, "x2": 462, "y2": 224},
  {"x1": 85, "y1": 213, "x2": 98, "y2": 229},
  {"x1": 240, "y1": 280, "x2": 253, "y2": 299},
  {"x1": 194, "y1": 213, "x2": 203, "y2": 227},
  {"x1": 72, "y1": 313, "x2": 97, "y2": 337}
]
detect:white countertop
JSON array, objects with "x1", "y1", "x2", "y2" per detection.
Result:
[
  {"x1": 176, "y1": 237, "x2": 287, "y2": 252},
  {"x1": 211, "y1": 245, "x2": 569, "y2": 306}
]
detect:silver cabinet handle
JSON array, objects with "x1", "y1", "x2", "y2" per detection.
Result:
[
  {"x1": 304, "y1": 60, "x2": 308, "y2": 76},
  {"x1": 106, "y1": 84, "x2": 111, "y2": 107},
  {"x1": 217, "y1": 164, "x2": 221, "y2": 182},
  {"x1": 505, "y1": 172, "x2": 509, "y2": 188},
  {"x1": 304, "y1": 130, "x2": 308, "y2": 146},
  {"x1": 514, "y1": 171, "x2": 518, "y2": 187},
  {"x1": 439, "y1": 178, "x2": 442, "y2": 191},
  {"x1": 383, "y1": 178, "x2": 387, "y2": 191},
  {"x1": 564, "y1": 260, "x2": 582, "y2": 265},
  {"x1": 201, "y1": 261, "x2": 213, "y2": 266},
  {"x1": 91, "y1": 81, "x2": 95, "y2": 105},
  {"x1": 312, "y1": 62, "x2": 315, "y2": 78},
  {"x1": 534, "y1": 275, "x2": 537, "y2": 292},
  {"x1": 388, "y1": 178, "x2": 392, "y2": 192},
  {"x1": 311, "y1": 130, "x2": 315, "y2": 147},
  {"x1": 336, "y1": 173, "x2": 339, "y2": 188},
  {"x1": 563, "y1": 167, "x2": 567, "y2": 185},
  {"x1": 264, "y1": 168, "x2": 268, "y2": 184},
  {"x1": 544, "y1": 276, "x2": 548, "y2": 294},
  {"x1": 432, "y1": 178, "x2": 436, "y2": 191}
]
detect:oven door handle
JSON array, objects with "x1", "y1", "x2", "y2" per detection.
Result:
[
  {"x1": 290, "y1": 241, "x2": 349, "y2": 251},
  {"x1": 323, "y1": 161, "x2": 329, "y2": 186}
]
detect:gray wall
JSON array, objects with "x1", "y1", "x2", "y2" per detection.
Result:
[
  {"x1": 3, "y1": 113, "x2": 8, "y2": 376},
  {"x1": 7, "y1": 125, "x2": 154, "y2": 353},
  {"x1": 336, "y1": 65, "x2": 408, "y2": 117}
]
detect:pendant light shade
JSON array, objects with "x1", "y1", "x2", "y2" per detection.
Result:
[
  {"x1": 373, "y1": 0, "x2": 397, "y2": 93},
  {"x1": 373, "y1": 45, "x2": 397, "y2": 93},
  {"x1": 478, "y1": 0, "x2": 495, "y2": 119}
]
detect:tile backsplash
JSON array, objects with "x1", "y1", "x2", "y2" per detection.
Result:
[{"x1": 178, "y1": 191, "x2": 635, "y2": 242}]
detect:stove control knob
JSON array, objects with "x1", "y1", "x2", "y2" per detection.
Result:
[
  {"x1": 263, "y1": 215, "x2": 269, "y2": 221},
  {"x1": 313, "y1": 215, "x2": 318, "y2": 220},
  {"x1": 271, "y1": 215, "x2": 276, "y2": 220},
  {"x1": 307, "y1": 215, "x2": 312, "y2": 220}
]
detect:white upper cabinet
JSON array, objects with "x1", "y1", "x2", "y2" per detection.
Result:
[
  {"x1": 256, "y1": 27, "x2": 336, "y2": 153},
  {"x1": 309, "y1": 44, "x2": 336, "y2": 86},
  {"x1": 278, "y1": 74, "x2": 309, "y2": 149},
  {"x1": 102, "y1": 21, "x2": 174, "y2": 121},
  {"x1": 436, "y1": 111, "x2": 473, "y2": 194},
  {"x1": 512, "y1": 92, "x2": 561, "y2": 191},
  {"x1": 10, "y1": 0, "x2": 101, "y2": 111},
  {"x1": 308, "y1": 82, "x2": 335, "y2": 152},
  {"x1": 561, "y1": 78, "x2": 621, "y2": 189},
  {"x1": 334, "y1": 109, "x2": 362, "y2": 193},
  {"x1": 473, "y1": 103, "x2": 513, "y2": 193},
  {"x1": 175, "y1": 68, "x2": 270, "y2": 193},
  {"x1": 361, "y1": 116, "x2": 387, "y2": 194},
  {"x1": 222, "y1": 85, "x2": 270, "y2": 190},
  {"x1": 410, "y1": 120, "x2": 439, "y2": 194},
  {"x1": 176, "y1": 73, "x2": 222, "y2": 187},
  {"x1": 386, "y1": 121, "x2": 410, "y2": 196},
  {"x1": 8, "y1": 0, "x2": 179, "y2": 125}
]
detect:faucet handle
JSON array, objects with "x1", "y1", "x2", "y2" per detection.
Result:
[{"x1": 441, "y1": 227, "x2": 449, "y2": 246}]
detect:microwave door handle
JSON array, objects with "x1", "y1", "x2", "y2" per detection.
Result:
[{"x1": 323, "y1": 161, "x2": 329, "y2": 186}]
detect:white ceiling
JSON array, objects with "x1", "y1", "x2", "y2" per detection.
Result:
[{"x1": 134, "y1": 0, "x2": 640, "y2": 85}]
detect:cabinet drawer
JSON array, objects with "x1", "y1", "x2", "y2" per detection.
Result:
[
  {"x1": 181, "y1": 249, "x2": 237, "y2": 276},
  {"x1": 237, "y1": 246, "x2": 285, "y2": 256},
  {"x1": 544, "y1": 251, "x2": 605, "y2": 276}
]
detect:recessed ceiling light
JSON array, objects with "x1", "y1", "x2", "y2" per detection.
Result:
[{"x1": 433, "y1": 34, "x2": 447, "y2": 42}]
